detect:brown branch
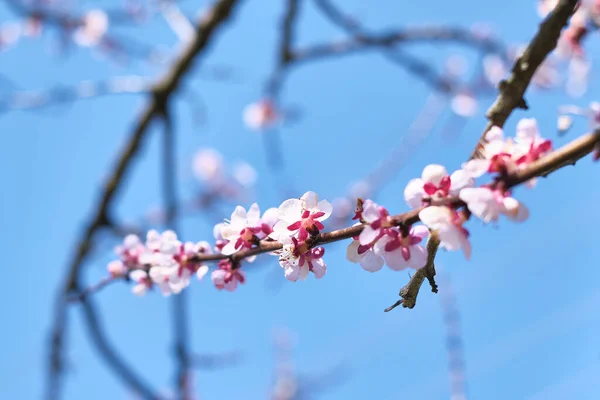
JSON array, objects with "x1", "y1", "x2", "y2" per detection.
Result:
[
  {"x1": 77, "y1": 129, "x2": 600, "y2": 300},
  {"x1": 46, "y1": 1, "x2": 242, "y2": 399},
  {"x1": 469, "y1": 0, "x2": 579, "y2": 159}
]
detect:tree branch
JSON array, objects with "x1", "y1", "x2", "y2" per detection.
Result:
[
  {"x1": 46, "y1": 1, "x2": 242, "y2": 398},
  {"x1": 76, "y1": 129, "x2": 600, "y2": 300},
  {"x1": 470, "y1": 0, "x2": 579, "y2": 159}
]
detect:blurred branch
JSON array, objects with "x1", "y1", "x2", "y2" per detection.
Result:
[
  {"x1": 312, "y1": 0, "x2": 455, "y2": 93},
  {"x1": 160, "y1": 109, "x2": 190, "y2": 400},
  {"x1": 79, "y1": 297, "x2": 162, "y2": 400},
  {"x1": 46, "y1": 1, "x2": 243, "y2": 398},
  {"x1": 470, "y1": 0, "x2": 579, "y2": 159},
  {"x1": 0, "y1": 76, "x2": 151, "y2": 114}
]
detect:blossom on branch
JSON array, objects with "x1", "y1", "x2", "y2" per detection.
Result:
[
  {"x1": 270, "y1": 191, "x2": 332, "y2": 241},
  {"x1": 211, "y1": 260, "x2": 245, "y2": 291},
  {"x1": 419, "y1": 206, "x2": 471, "y2": 259},
  {"x1": 273, "y1": 236, "x2": 327, "y2": 281},
  {"x1": 373, "y1": 225, "x2": 430, "y2": 271},
  {"x1": 459, "y1": 187, "x2": 529, "y2": 223},
  {"x1": 404, "y1": 164, "x2": 474, "y2": 209}
]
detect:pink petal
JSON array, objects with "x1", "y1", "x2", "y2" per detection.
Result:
[
  {"x1": 346, "y1": 241, "x2": 362, "y2": 263},
  {"x1": 404, "y1": 178, "x2": 425, "y2": 209},
  {"x1": 301, "y1": 191, "x2": 319, "y2": 209},
  {"x1": 359, "y1": 225, "x2": 380, "y2": 245},
  {"x1": 359, "y1": 251, "x2": 384, "y2": 272},
  {"x1": 410, "y1": 225, "x2": 430, "y2": 240},
  {"x1": 408, "y1": 245, "x2": 428, "y2": 269},
  {"x1": 384, "y1": 249, "x2": 409, "y2": 271},
  {"x1": 421, "y1": 164, "x2": 448, "y2": 186},
  {"x1": 316, "y1": 200, "x2": 333, "y2": 220}
]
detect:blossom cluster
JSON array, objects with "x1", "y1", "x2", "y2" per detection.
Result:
[
  {"x1": 347, "y1": 118, "x2": 549, "y2": 271},
  {"x1": 107, "y1": 230, "x2": 211, "y2": 296},
  {"x1": 108, "y1": 118, "x2": 553, "y2": 296}
]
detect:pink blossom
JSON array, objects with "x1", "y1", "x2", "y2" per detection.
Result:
[
  {"x1": 129, "y1": 270, "x2": 152, "y2": 296},
  {"x1": 514, "y1": 118, "x2": 553, "y2": 166},
  {"x1": 270, "y1": 191, "x2": 332, "y2": 241},
  {"x1": 359, "y1": 200, "x2": 391, "y2": 245},
  {"x1": 273, "y1": 236, "x2": 327, "y2": 281},
  {"x1": 112, "y1": 234, "x2": 146, "y2": 270},
  {"x1": 459, "y1": 187, "x2": 529, "y2": 223},
  {"x1": 107, "y1": 260, "x2": 127, "y2": 277},
  {"x1": 192, "y1": 148, "x2": 224, "y2": 183},
  {"x1": 243, "y1": 99, "x2": 279, "y2": 131},
  {"x1": 73, "y1": 9, "x2": 109, "y2": 47},
  {"x1": 346, "y1": 240, "x2": 384, "y2": 272},
  {"x1": 419, "y1": 206, "x2": 471, "y2": 259},
  {"x1": 373, "y1": 225, "x2": 430, "y2": 271},
  {"x1": 404, "y1": 164, "x2": 474, "y2": 209},
  {"x1": 219, "y1": 203, "x2": 262, "y2": 255},
  {"x1": 211, "y1": 260, "x2": 245, "y2": 291}
]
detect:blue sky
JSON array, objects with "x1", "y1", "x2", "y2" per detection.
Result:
[{"x1": 1, "y1": 1, "x2": 600, "y2": 399}]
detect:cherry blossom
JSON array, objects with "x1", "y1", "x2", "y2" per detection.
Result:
[
  {"x1": 346, "y1": 240, "x2": 384, "y2": 272},
  {"x1": 107, "y1": 260, "x2": 127, "y2": 277},
  {"x1": 373, "y1": 225, "x2": 430, "y2": 271},
  {"x1": 459, "y1": 187, "x2": 529, "y2": 223},
  {"x1": 73, "y1": 9, "x2": 109, "y2": 47},
  {"x1": 129, "y1": 270, "x2": 152, "y2": 296},
  {"x1": 216, "y1": 204, "x2": 279, "y2": 257},
  {"x1": 243, "y1": 99, "x2": 279, "y2": 131},
  {"x1": 419, "y1": 206, "x2": 471, "y2": 259},
  {"x1": 219, "y1": 204, "x2": 262, "y2": 255},
  {"x1": 111, "y1": 233, "x2": 147, "y2": 271},
  {"x1": 514, "y1": 118, "x2": 553, "y2": 165},
  {"x1": 192, "y1": 148, "x2": 224, "y2": 183},
  {"x1": 404, "y1": 164, "x2": 474, "y2": 209},
  {"x1": 359, "y1": 200, "x2": 391, "y2": 245},
  {"x1": 273, "y1": 236, "x2": 327, "y2": 281},
  {"x1": 211, "y1": 260, "x2": 246, "y2": 291},
  {"x1": 270, "y1": 191, "x2": 332, "y2": 241}
]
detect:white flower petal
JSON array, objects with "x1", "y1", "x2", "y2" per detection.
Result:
[
  {"x1": 462, "y1": 159, "x2": 490, "y2": 178},
  {"x1": 278, "y1": 199, "x2": 302, "y2": 221},
  {"x1": 384, "y1": 250, "x2": 409, "y2": 271},
  {"x1": 246, "y1": 203, "x2": 261, "y2": 224},
  {"x1": 316, "y1": 200, "x2": 333, "y2": 220},
  {"x1": 410, "y1": 225, "x2": 430, "y2": 240},
  {"x1": 421, "y1": 164, "x2": 448, "y2": 185},
  {"x1": 301, "y1": 191, "x2": 319, "y2": 209},
  {"x1": 359, "y1": 225, "x2": 380, "y2": 245},
  {"x1": 346, "y1": 241, "x2": 362, "y2": 263},
  {"x1": 359, "y1": 251, "x2": 384, "y2": 272},
  {"x1": 404, "y1": 178, "x2": 425, "y2": 209},
  {"x1": 450, "y1": 169, "x2": 475, "y2": 194},
  {"x1": 129, "y1": 270, "x2": 147, "y2": 281},
  {"x1": 361, "y1": 200, "x2": 379, "y2": 222},
  {"x1": 196, "y1": 265, "x2": 209, "y2": 280},
  {"x1": 408, "y1": 244, "x2": 428, "y2": 269}
]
